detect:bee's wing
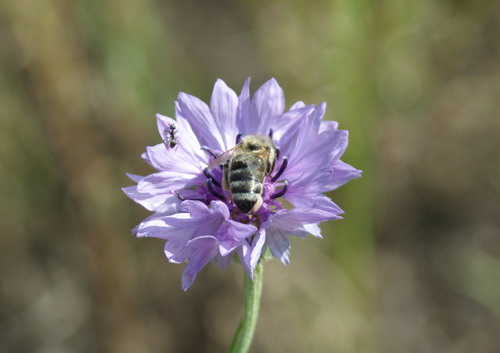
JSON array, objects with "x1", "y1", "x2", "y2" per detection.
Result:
[{"x1": 208, "y1": 145, "x2": 239, "y2": 170}]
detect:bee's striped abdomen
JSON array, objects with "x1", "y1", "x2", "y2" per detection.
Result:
[{"x1": 228, "y1": 156, "x2": 265, "y2": 213}]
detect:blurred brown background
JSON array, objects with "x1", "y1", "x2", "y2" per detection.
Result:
[{"x1": 1, "y1": 0, "x2": 499, "y2": 352}]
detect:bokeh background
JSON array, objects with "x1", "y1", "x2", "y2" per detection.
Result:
[{"x1": 1, "y1": 0, "x2": 499, "y2": 352}]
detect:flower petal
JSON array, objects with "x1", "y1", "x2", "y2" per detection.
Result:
[
  {"x1": 126, "y1": 173, "x2": 143, "y2": 182},
  {"x1": 252, "y1": 78, "x2": 285, "y2": 134},
  {"x1": 210, "y1": 200, "x2": 231, "y2": 219},
  {"x1": 137, "y1": 170, "x2": 204, "y2": 194},
  {"x1": 136, "y1": 216, "x2": 173, "y2": 239},
  {"x1": 326, "y1": 160, "x2": 362, "y2": 191},
  {"x1": 182, "y1": 235, "x2": 219, "y2": 290},
  {"x1": 250, "y1": 228, "x2": 266, "y2": 271},
  {"x1": 267, "y1": 231, "x2": 290, "y2": 265},
  {"x1": 234, "y1": 227, "x2": 267, "y2": 280},
  {"x1": 328, "y1": 129, "x2": 349, "y2": 162},
  {"x1": 122, "y1": 185, "x2": 180, "y2": 213},
  {"x1": 304, "y1": 223, "x2": 322, "y2": 238},
  {"x1": 282, "y1": 129, "x2": 348, "y2": 190},
  {"x1": 288, "y1": 194, "x2": 344, "y2": 218},
  {"x1": 210, "y1": 79, "x2": 238, "y2": 151},
  {"x1": 271, "y1": 104, "x2": 315, "y2": 150},
  {"x1": 237, "y1": 242, "x2": 253, "y2": 279},
  {"x1": 145, "y1": 144, "x2": 204, "y2": 174},
  {"x1": 319, "y1": 120, "x2": 339, "y2": 132},
  {"x1": 182, "y1": 200, "x2": 213, "y2": 218},
  {"x1": 224, "y1": 219, "x2": 257, "y2": 240},
  {"x1": 289, "y1": 101, "x2": 306, "y2": 110},
  {"x1": 157, "y1": 203, "x2": 226, "y2": 265},
  {"x1": 176, "y1": 92, "x2": 224, "y2": 150},
  {"x1": 217, "y1": 218, "x2": 256, "y2": 256},
  {"x1": 274, "y1": 204, "x2": 342, "y2": 225},
  {"x1": 212, "y1": 252, "x2": 234, "y2": 269},
  {"x1": 236, "y1": 77, "x2": 253, "y2": 135}
]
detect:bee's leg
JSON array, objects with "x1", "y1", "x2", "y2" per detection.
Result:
[
  {"x1": 268, "y1": 129, "x2": 273, "y2": 139},
  {"x1": 203, "y1": 168, "x2": 221, "y2": 188},
  {"x1": 267, "y1": 147, "x2": 279, "y2": 174},
  {"x1": 235, "y1": 133, "x2": 242, "y2": 145},
  {"x1": 200, "y1": 145, "x2": 218, "y2": 159},
  {"x1": 270, "y1": 180, "x2": 288, "y2": 199},
  {"x1": 271, "y1": 156, "x2": 288, "y2": 182},
  {"x1": 250, "y1": 194, "x2": 264, "y2": 213},
  {"x1": 207, "y1": 178, "x2": 226, "y2": 201}
]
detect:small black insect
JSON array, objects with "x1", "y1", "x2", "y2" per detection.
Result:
[{"x1": 164, "y1": 123, "x2": 178, "y2": 149}]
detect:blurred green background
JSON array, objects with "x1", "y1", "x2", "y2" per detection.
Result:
[{"x1": 1, "y1": 0, "x2": 499, "y2": 352}]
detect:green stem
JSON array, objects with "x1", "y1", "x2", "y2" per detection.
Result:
[{"x1": 227, "y1": 261, "x2": 264, "y2": 353}]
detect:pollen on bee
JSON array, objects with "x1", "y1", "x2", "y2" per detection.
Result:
[{"x1": 250, "y1": 195, "x2": 264, "y2": 213}]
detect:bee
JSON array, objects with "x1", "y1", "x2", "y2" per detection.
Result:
[
  {"x1": 210, "y1": 135, "x2": 277, "y2": 214},
  {"x1": 164, "y1": 123, "x2": 178, "y2": 149}
]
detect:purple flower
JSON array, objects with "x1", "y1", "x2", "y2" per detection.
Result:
[{"x1": 123, "y1": 78, "x2": 361, "y2": 290}]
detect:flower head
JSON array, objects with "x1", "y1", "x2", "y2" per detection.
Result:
[{"x1": 123, "y1": 78, "x2": 361, "y2": 290}]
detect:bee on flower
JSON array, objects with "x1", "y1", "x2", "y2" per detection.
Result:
[{"x1": 123, "y1": 78, "x2": 361, "y2": 290}]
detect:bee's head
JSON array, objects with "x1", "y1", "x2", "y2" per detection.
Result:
[{"x1": 241, "y1": 135, "x2": 274, "y2": 152}]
